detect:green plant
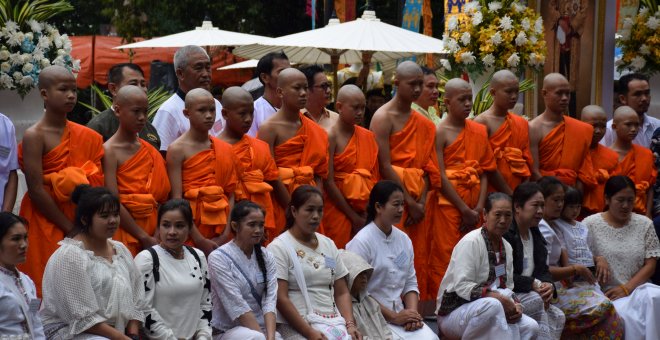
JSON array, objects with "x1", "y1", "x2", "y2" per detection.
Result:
[
  {"x1": 0, "y1": 0, "x2": 73, "y2": 27},
  {"x1": 79, "y1": 84, "x2": 172, "y2": 122}
]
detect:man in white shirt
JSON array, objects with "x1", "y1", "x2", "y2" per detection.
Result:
[
  {"x1": 0, "y1": 113, "x2": 18, "y2": 212},
  {"x1": 601, "y1": 73, "x2": 659, "y2": 148},
  {"x1": 152, "y1": 45, "x2": 225, "y2": 154},
  {"x1": 247, "y1": 51, "x2": 290, "y2": 137}
]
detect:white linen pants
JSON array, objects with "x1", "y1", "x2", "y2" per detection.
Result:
[{"x1": 388, "y1": 323, "x2": 439, "y2": 340}]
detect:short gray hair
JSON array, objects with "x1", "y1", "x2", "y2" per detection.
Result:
[{"x1": 173, "y1": 45, "x2": 209, "y2": 70}]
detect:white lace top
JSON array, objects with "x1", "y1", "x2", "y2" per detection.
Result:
[
  {"x1": 40, "y1": 238, "x2": 144, "y2": 338},
  {"x1": 584, "y1": 213, "x2": 660, "y2": 290}
]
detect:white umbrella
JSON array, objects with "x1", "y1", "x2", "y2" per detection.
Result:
[{"x1": 217, "y1": 59, "x2": 259, "y2": 70}]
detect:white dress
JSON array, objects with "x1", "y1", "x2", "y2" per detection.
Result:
[
  {"x1": 585, "y1": 213, "x2": 660, "y2": 339},
  {"x1": 40, "y1": 238, "x2": 144, "y2": 339},
  {"x1": 134, "y1": 245, "x2": 212, "y2": 339},
  {"x1": 552, "y1": 219, "x2": 595, "y2": 267},
  {"x1": 0, "y1": 267, "x2": 45, "y2": 339}
]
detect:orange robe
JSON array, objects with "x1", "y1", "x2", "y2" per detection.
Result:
[
  {"x1": 488, "y1": 112, "x2": 533, "y2": 191},
  {"x1": 113, "y1": 139, "x2": 171, "y2": 256},
  {"x1": 385, "y1": 110, "x2": 441, "y2": 302},
  {"x1": 583, "y1": 145, "x2": 619, "y2": 214},
  {"x1": 538, "y1": 116, "x2": 597, "y2": 187},
  {"x1": 266, "y1": 113, "x2": 329, "y2": 241},
  {"x1": 617, "y1": 145, "x2": 657, "y2": 215},
  {"x1": 18, "y1": 121, "x2": 104, "y2": 295},
  {"x1": 231, "y1": 135, "x2": 280, "y2": 232},
  {"x1": 429, "y1": 120, "x2": 496, "y2": 301},
  {"x1": 182, "y1": 137, "x2": 237, "y2": 239},
  {"x1": 322, "y1": 126, "x2": 379, "y2": 249}
]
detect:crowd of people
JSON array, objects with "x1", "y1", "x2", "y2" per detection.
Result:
[{"x1": 0, "y1": 43, "x2": 659, "y2": 339}]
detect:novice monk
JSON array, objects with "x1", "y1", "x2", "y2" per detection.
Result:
[
  {"x1": 167, "y1": 88, "x2": 238, "y2": 254},
  {"x1": 474, "y1": 70, "x2": 533, "y2": 195},
  {"x1": 19, "y1": 66, "x2": 105, "y2": 293},
  {"x1": 323, "y1": 85, "x2": 379, "y2": 248},
  {"x1": 430, "y1": 78, "x2": 497, "y2": 305},
  {"x1": 369, "y1": 61, "x2": 441, "y2": 309},
  {"x1": 103, "y1": 85, "x2": 171, "y2": 256},
  {"x1": 529, "y1": 73, "x2": 596, "y2": 190},
  {"x1": 257, "y1": 68, "x2": 329, "y2": 240},
  {"x1": 218, "y1": 86, "x2": 288, "y2": 240},
  {"x1": 581, "y1": 105, "x2": 620, "y2": 214},
  {"x1": 610, "y1": 106, "x2": 656, "y2": 217}
]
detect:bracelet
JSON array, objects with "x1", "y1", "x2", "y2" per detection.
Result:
[
  {"x1": 345, "y1": 320, "x2": 356, "y2": 328},
  {"x1": 619, "y1": 284, "x2": 630, "y2": 296}
]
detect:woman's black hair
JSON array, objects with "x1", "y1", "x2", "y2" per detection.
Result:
[
  {"x1": 229, "y1": 200, "x2": 268, "y2": 297},
  {"x1": 366, "y1": 180, "x2": 404, "y2": 224},
  {"x1": 284, "y1": 185, "x2": 323, "y2": 230},
  {"x1": 485, "y1": 192, "x2": 512, "y2": 213},
  {"x1": 512, "y1": 182, "x2": 543, "y2": 209},
  {"x1": 538, "y1": 176, "x2": 565, "y2": 199},
  {"x1": 0, "y1": 212, "x2": 27, "y2": 241},
  {"x1": 563, "y1": 186, "x2": 583, "y2": 206},
  {"x1": 157, "y1": 199, "x2": 193, "y2": 228},
  {"x1": 604, "y1": 175, "x2": 636, "y2": 199},
  {"x1": 71, "y1": 185, "x2": 120, "y2": 234}
]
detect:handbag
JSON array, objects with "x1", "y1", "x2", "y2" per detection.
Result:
[{"x1": 281, "y1": 232, "x2": 351, "y2": 340}]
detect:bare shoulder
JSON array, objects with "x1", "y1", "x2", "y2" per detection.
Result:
[{"x1": 22, "y1": 123, "x2": 43, "y2": 145}]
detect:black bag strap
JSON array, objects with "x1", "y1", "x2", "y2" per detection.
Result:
[
  {"x1": 148, "y1": 247, "x2": 160, "y2": 282},
  {"x1": 185, "y1": 245, "x2": 202, "y2": 270}
]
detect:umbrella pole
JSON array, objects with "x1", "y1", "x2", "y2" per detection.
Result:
[{"x1": 331, "y1": 54, "x2": 339, "y2": 100}]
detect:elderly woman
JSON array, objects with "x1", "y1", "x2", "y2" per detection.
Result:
[
  {"x1": 437, "y1": 192, "x2": 538, "y2": 339},
  {"x1": 585, "y1": 175, "x2": 660, "y2": 339}
]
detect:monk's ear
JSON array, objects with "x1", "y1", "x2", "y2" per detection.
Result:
[
  {"x1": 113, "y1": 104, "x2": 121, "y2": 118},
  {"x1": 40, "y1": 88, "x2": 48, "y2": 101},
  {"x1": 183, "y1": 108, "x2": 190, "y2": 118},
  {"x1": 276, "y1": 86, "x2": 283, "y2": 98},
  {"x1": 335, "y1": 100, "x2": 343, "y2": 112},
  {"x1": 489, "y1": 87, "x2": 496, "y2": 97},
  {"x1": 221, "y1": 107, "x2": 228, "y2": 119}
]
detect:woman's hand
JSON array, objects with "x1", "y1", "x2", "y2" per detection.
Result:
[
  {"x1": 403, "y1": 319, "x2": 424, "y2": 332},
  {"x1": 304, "y1": 328, "x2": 328, "y2": 340},
  {"x1": 347, "y1": 324, "x2": 362, "y2": 340},
  {"x1": 605, "y1": 285, "x2": 629, "y2": 301},
  {"x1": 595, "y1": 257, "x2": 611, "y2": 285},
  {"x1": 391, "y1": 309, "x2": 423, "y2": 326},
  {"x1": 534, "y1": 282, "x2": 554, "y2": 304},
  {"x1": 574, "y1": 265, "x2": 596, "y2": 284},
  {"x1": 506, "y1": 303, "x2": 523, "y2": 324}
]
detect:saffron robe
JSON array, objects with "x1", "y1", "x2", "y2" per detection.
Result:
[
  {"x1": 322, "y1": 126, "x2": 379, "y2": 249},
  {"x1": 18, "y1": 121, "x2": 104, "y2": 295},
  {"x1": 538, "y1": 116, "x2": 597, "y2": 187},
  {"x1": 617, "y1": 145, "x2": 657, "y2": 215},
  {"x1": 488, "y1": 113, "x2": 533, "y2": 191},
  {"x1": 113, "y1": 139, "x2": 171, "y2": 256},
  {"x1": 182, "y1": 137, "x2": 237, "y2": 239},
  {"x1": 583, "y1": 145, "x2": 619, "y2": 214},
  {"x1": 428, "y1": 120, "x2": 496, "y2": 302}
]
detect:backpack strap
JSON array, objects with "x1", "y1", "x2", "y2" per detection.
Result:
[
  {"x1": 185, "y1": 245, "x2": 202, "y2": 270},
  {"x1": 147, "y1": 247, "x2": 160, "y2": 283}
]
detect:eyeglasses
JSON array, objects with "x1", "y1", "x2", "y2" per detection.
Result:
[{"x1": 314, "y1": 83, "x2": 332, "y2": 91}]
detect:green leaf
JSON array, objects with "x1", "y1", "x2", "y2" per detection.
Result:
[{"x1": 0, "y1": 0, "x2": 73, "y2": 27}]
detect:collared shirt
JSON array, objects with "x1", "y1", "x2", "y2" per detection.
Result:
[
  {"x1": 86, "y1": 107, "x2": 161, "y2": 150},
  {"x1": 302, "y1": 107, "x2": 339, "y2": 127},
  {"x1": 0, "y1": 267, "x2": 45, "y2": 338},
  {"x1": 601, "y1": 114, "x2": 660, "y2": 148},
  {"x1": 247, "y1": 96, "x2": 278, "y2": 138},
  {"x1": 0, "y1": 113, "x2": 18, "y2": 209}
]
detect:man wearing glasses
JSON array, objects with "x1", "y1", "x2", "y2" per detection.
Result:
[{"x1": 300, "y1": 64, "x2": 339, "y2": 132}]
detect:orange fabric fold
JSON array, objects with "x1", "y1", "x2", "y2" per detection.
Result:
[
  {"x1": 488, "y1": 113, "x2": 533, "y2": 190},
  {"x1": 18, "y1": 121, "x2": 104, "y2": 296},
  {"x1": 583, "y1": 145, "x2": 619, "y2": 213},
  {"x1": 184, "y1": 186, "x2": 229, "y2": 233},
  {"x1": 279, "y1": 166, "x2": 315, "y2": 191},
  {"x1": 392, "y1": 165, "x2": 425, "y2": 201},
  {"x1": 617, "y1": 144, "x2": 657, "y2": 215}
]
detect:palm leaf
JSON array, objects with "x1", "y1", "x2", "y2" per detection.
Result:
[
  {"x1": 146, "y1": 86, "x2": 171, "y2": 122},
  {"x1": 640, "y1": 0, "x2": 658, "y2": 13},
  {"x1": 0, "y1": 0, "x2": 72, "y2": 26}
]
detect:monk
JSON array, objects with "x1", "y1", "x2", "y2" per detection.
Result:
[
  {"x1": 369, "y1": 61, "x2": 441, "y2": 311},
  {"x1": 218, "y1": 87, "x2": 288, "y2": 240},
  {"x1": 323, "y1": 85, "x2": 379, "y2": 248},
  {"x1": 529, "y1": 73, "x2": 596, "y2": 190},
  {"x1": 257, "y1": 68, "x2": 329, "y2": 240},
  {"x1": 431, "y1": 78, "x2": 497, "y2": 305},
  {"x1": 610, "y1": 106, "x2": 656, "y2": 218},
  {"x1": 19, "y1": 66, "x2": 105, "y2": 294},
  {"x1": 167, "y1": 88, "x2": 238, "y2": 254},
  {"x1": 102, "y1": 85, "x2": 171, "y2": 256},
  {"x1": 474, "y1": 70, "x2": 532, "y2": 194},
  {"x1": 581, "y1": 105, "x2": 620, "y2": 214}
]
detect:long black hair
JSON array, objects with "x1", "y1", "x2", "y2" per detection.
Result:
[
  {"x1": 71, "y1": 185, "x2": 120, "y2": 234},
  {"x1": 284, "y1": 185, "x2": 323, "y2": 230},
  {"x1": 366, "y1": 180, "x2": 404, "y2": 224},
  {"x1": 230, "y1": 200, "x2": 268, "y2": 296}
]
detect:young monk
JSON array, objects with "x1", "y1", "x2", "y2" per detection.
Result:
[
  {"x1": 103, "y1": 85, "x2": 171, "y2": 256},
  {"x1": 474, "y1": 70, "x2": 532, "y2": 195},
  {"x1": 323, "y1": 85, "x2": 379, "y2": 248},
  {"x1": 18, "y1": 65, "x2": 105, "y2": 293},
  {"x1": 581, "y1": 105, "x2": 620, "y2": 215},
  {"x1": 167, "y1": 88, "x2": 238, "y2": 254},
  {"x1": 218, "y1": 86, "x2": 288, "y2": 240},
  {"x1": 430, "y1": 78, "x2": 497, "y2": 305},
  {"x1": 529, "y1": 73, "x2": 596, "y2": 190},
  {"x1": 257, "y1": 68, "x2": 329, "y2": 240},
  {"x1": 369, "y1": 61, "x2": 441, "y2": 309},
  {"x1": 610, "y1": 106, "x2": 656, "y2": 218}
]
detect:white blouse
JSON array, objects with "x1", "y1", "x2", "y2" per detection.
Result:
[
  {"x1": 40, "y1": 238, "x2": 144, "y2": 338},
  {"x1": 538, "y1": 219, "x2": 563, "y2": 266},
  {"x1": 208, "y1": 241, "x2": 278, "y2": 332},
  {"x1": 0, "y1": 267, "x2": 45, "y2": 339},
  {"x1": 134, "y1": 245, "x2": 212, "y2": 340},
  {"x1": 552, "y1": 219, "x2": 595, "y2": 267}
]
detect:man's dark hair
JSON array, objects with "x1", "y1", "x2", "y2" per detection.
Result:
[
  {"x1": 420, "y1": 66, "x2": 436, "y2": 76},
  {"x1": 107, "y1": 63, "x2": 144, "y2": 85},
  {"x1": 366, "y1": 88, "x2": 386, "y2": 99},
  {"x1": 299, "y1": 64, "x2": 325, "y2": 87},
  {"x1": 255, "y1": 51, "x2": 288, "y2": 85},
  {"x1": 618, "y1": 73, "x2": 649, "y2": 95}
]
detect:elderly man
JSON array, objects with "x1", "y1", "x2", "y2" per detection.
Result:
[{"x1": 152, "y1": 45, "x2": 224, "y2": 154}]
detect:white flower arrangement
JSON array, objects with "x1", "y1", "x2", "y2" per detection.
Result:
[
  {"x1": 616, "y1": 7, "x2": 660, "y2": 75},
  {"x1": 0, "y1": 19, "x2": 80, "y2": 97}
]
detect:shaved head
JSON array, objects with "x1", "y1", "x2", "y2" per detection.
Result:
[
  {"x1": 490, "y1": 70, "x2": 518, "y2": 89},
  {"x1": 581, "y1": 105, "x2": 607, "y2": 121},
  {"x1": 337, "y1": 84, "x2": 364, "y2": 103},
  {"x1": 277, "y1": 68, "x2": 306, "y2": 88},
  {"x1": 114, "y1": 85, "x2": 147, "y2": 107},
  {"x1": 38, "y1": 65, "x2": 74, "y2": 90},
  {"x1": 185, "y1": 88, "x2": 214, "y2": 108},
  {"x1": 395, "y1": 61, "x2": 423, "y2": 81},
  {"x1": 444, "y1": 78, "x2": 471, "y2": 99},
  {"x1": 613, "y1": 105, "x2": 638, "y2": 124},
  {"x1": 542, "y1": 73, "x2": 569, "y2": 91},
  {"x1": 581, "y1": 105, "x2": 608, "y2": 146},
  {"x1": 221, "y1": 86, "x2": 253, "y2": 109}
]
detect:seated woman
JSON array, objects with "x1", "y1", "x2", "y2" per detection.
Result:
[
  {"x1": 208, "y1": 200, "x2": 279, "y2": 340},
  {"x1": 437, "y1": 192, "x2": 538, "y2": 339},
  {"x1": 41, "y1": 185, "x2": 144, "y2": 339},
  {"x1": 134, "y1": 199, "x2": 212, "y2": 339},
  {"x1": 538, "y1": 177, "x2": 624, "y2": 338},
  {"x1": 267, "y1": 185, "x2": 360, "y2": 340},
  {"x1": 346, "y1": 181, "x2": 437, "y2": 340},
  {"x1": 585, "y1": 175, "x2": 660, "y2": 339},
  {"x1": 503, "y1": 182, "x2": 565, "y2": 339},
  {"x1": 338, "y1": 250, "x2": 394, "y2": 340},
  {"x1": 0, "y1": 212, "x2": 45, "y2": 338}
]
